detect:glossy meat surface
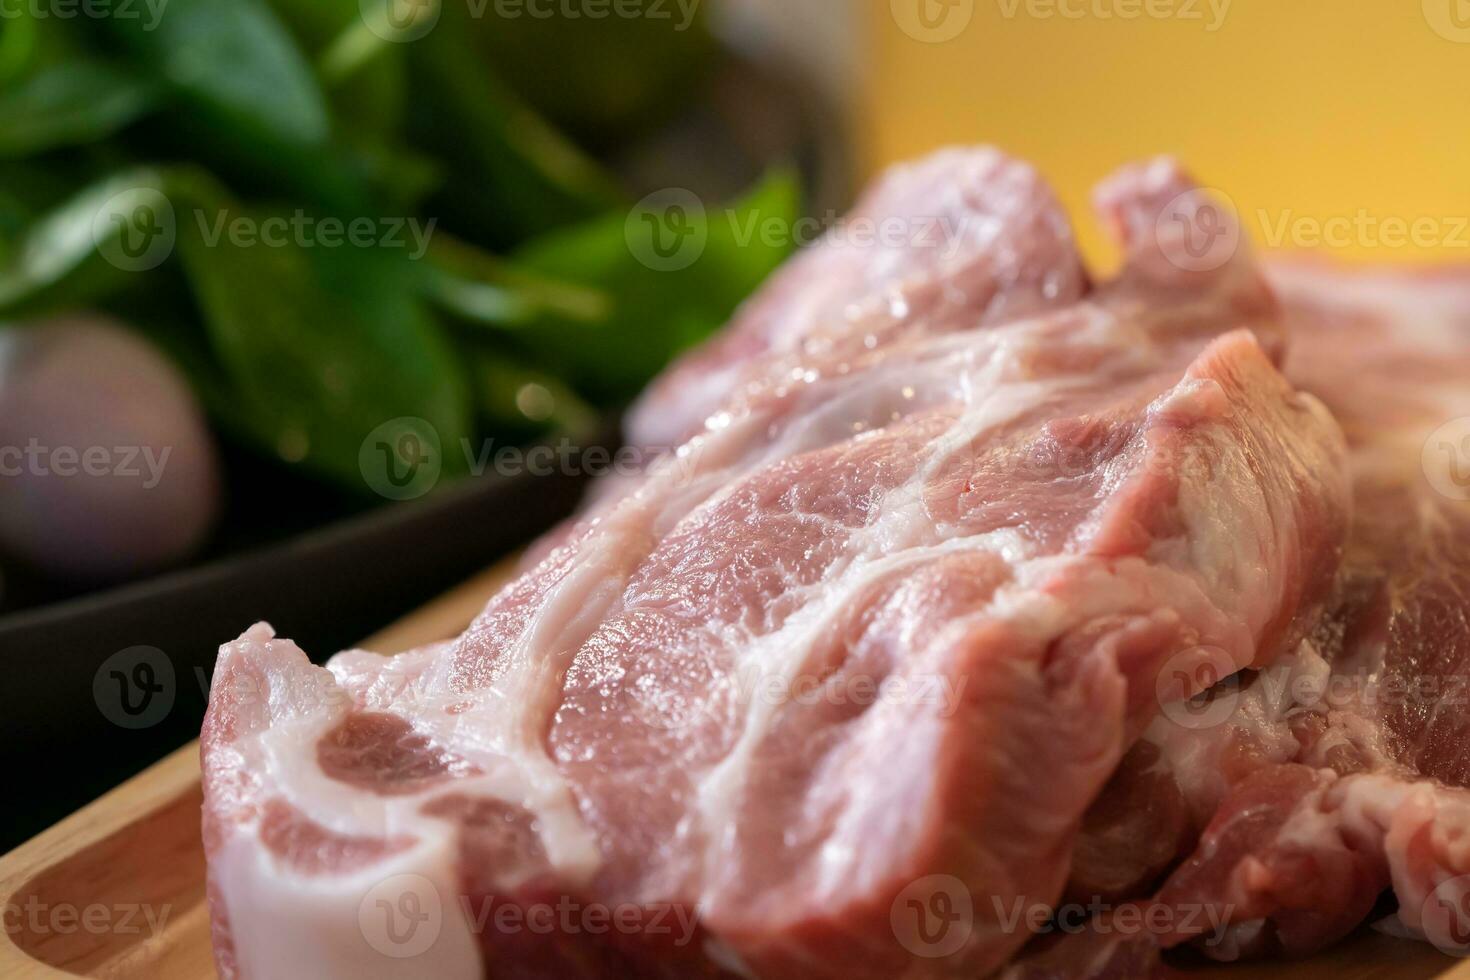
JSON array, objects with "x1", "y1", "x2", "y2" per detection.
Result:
[
  {"x1": 1025, "y1": 265, "x2": 1470, "y2": 976},
  {"x1": 200, "y1": 152, "x2": 1350, "y2": 979}
]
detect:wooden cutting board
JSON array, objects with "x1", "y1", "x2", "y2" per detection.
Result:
[{"x1": 1, "y1": 563, "x2": 1464, "y2": 979}]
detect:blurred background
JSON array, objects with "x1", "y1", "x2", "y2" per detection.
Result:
[
  {"x1": 865, "y1": 1, "x2": 1470, "y2": 271},
  {"x1": 0, "y1": 0, "x2": 848, "y2": 618},
  {"x1": 1, "y1": 0, "x2": 1466, "y2": 845}
]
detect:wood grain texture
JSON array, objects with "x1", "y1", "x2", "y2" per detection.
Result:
[
  {"x1": 0, "y1": 559, "x2": 1462, "y2": 978},
  {"x1": 0, "y1": 561, "x2": 515, "y2": 980}
]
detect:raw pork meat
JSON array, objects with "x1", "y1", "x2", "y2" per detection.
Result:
[
  {"x1": 201, "y1": 151, "x2": 1350, "y2": 978},
  {"x1": 1016, "y1": 265, "x2": 1470, "y2": 976}
]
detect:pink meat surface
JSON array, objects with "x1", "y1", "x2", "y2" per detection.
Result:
[
  {"x1": 200, "y1": 151, "x2": 1350, "y2": 979},
  {"x1": 1018, "y1": 265, "x2": 1470, "y2": 976},
  {"x1": 622, "y1": 148, "x2": 1089, "y2": 452}
]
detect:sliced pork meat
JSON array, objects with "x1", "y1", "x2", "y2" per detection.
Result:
[
  {"x1": 530, "y1": 148, "x2": 1093, "y2": 559},
  {"x1": 623, "y1": 147, "x2": 1090, "y2": 452},
  {"x1": 200, "y1": 151, "x2": 1350, "y2": 979},
  {"x1": 1035, "y1": 264, "x2": 1470, "y2": 975}
]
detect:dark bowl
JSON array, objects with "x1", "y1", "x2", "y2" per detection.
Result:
[{"x1": 0, "y1": 48, "x2": 852, "y2": 852}]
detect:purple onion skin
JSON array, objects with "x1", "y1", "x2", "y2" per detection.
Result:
[{"x1": 0, "y1": 316, "x2": 223, "y2": 584}]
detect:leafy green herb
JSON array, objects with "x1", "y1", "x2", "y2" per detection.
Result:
[
  {"x1": 0, "y1": 7, "x2": 43, "y2": 85},
  {"x1": 0, "y1": 168, "x2": 174, "y2": 313},
  {"x1": 404, "y1": 9, "x2": 625, "y2": 248},
  {"x1": 0, "y1": 4, "x2": 791, "y2": 502},
  {"x1": 177, "y1": 202, "x2": 472, "y2": 488},
  {"x1": 0, "y1": 61, "x2": 160, "y2": 159},
  {"x1": 103, "y1": 0, "x2": 328, "y2": 149},
  {"x1": 507, "y1": 170, "x2": 801, "y2": 402},
  {"x1": 97, "y1": 0, "x2": 373, "y2": 211},
  {"x1": 426, "y1": 234, "x2": 610, "y2": 327},
  {"x1": 266, "y1": 0, "x2": 409, "y2": 148}
]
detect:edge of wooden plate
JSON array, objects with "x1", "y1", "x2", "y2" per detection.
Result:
[{"x1": 2, "y1": 560, "x2": 1467, "y2": 979}]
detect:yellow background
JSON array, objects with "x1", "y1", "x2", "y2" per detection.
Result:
[{"x1": 866, "y1": 0, "x2": 1470, "y2": 268}]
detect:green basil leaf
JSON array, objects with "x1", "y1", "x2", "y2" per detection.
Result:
[
  {"x1": 0, "y1": 168, "x2": 179, "y2": 314},
  {"x1": 0, "y1": 60, "x2": 161, "y2": 158},
  {"x1": 405, "y1": 11, "x2": 623, "y2": 248},
  {"x1": 177, "y1": 204, "x2": 472, "y2": 492},
  {"x1": 266, "y1": 0, "x2": 407, "y2": 144},
  {"x1": 104, "y1": 0, "x2": 329, "y2": 148},
  {"x1": 0, "y1": 8, "x2": 41, "y2": 85},
  {"x1": 424, "y1": 233, "x2": 609, "y2": 328},
  {"x1": 0, "y1": 162, "x2": 73, "y2": 260},
  {"x1": 505, "y1": 170, "x2": 800, "y2": 403},
  {"x1": 98, "y1": 0, "x2": 374, "y2": 212}
]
